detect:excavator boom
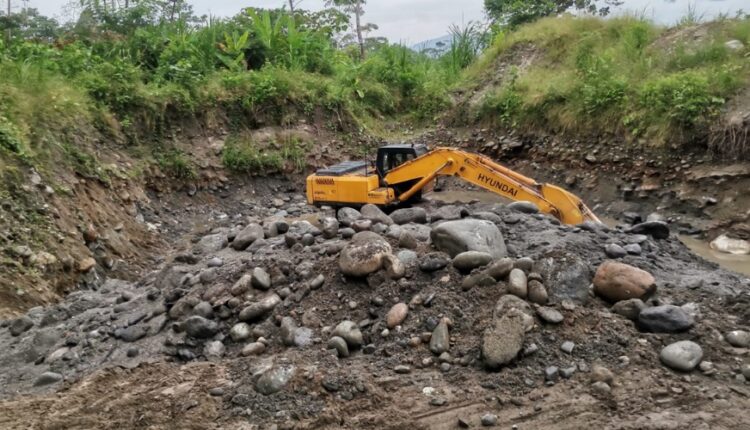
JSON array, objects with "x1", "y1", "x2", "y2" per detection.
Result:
[{"x1": 306, "y1": 146, "x2": 600, "y2": 225}]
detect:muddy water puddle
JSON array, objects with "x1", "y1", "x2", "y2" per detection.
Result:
[
  {"x1": 679, "y1": 236, "x2": 750, "y2": 277},
  {"x1": 430, "y1": 189, "x2": 750, "y2": 277}
]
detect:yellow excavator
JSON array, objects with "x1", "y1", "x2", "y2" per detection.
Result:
[{"x1": 306, "y1": 144, "x2": 600, "y2": 225}]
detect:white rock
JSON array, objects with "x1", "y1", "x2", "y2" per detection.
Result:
[
  {"x1": 710, "y1": 234, "x2": 750, "y2": 255},
  {"x1": 660, "y1": 340, "x2": 703, "y2": 372}
]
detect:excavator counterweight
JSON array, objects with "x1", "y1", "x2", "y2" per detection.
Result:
[{"x1": 306, "y1": 145, "x2": 600, "y2": 225}]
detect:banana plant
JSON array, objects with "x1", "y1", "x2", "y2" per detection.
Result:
[{"x1": 217, "y1": 30, "x2": 249, "y2": 71}]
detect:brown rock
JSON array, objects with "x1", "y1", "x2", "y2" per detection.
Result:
[
  {"x1": 339, "y1": 232, "x2": 392, "y2": 277},
  {"x1": 593, "y1": 261, "x2": 656, "y2": 303},
  {"x1": 385, "y1": 303, "x2": 409, "y2": 328},
  {"x1": 83, "y1": 224, "x2": 98, "y2": 244},
  {"x1": 230, "y1": 274, "x2": 252, "y2": 296},
  {"x1": 78, "y1": 257, "x2": 96, "y2": 273},
  {"x1": 527, "y1": 280, "x2": 548, "y2": 305},
  {"x1": 590, "y1": 365, "x2": 614, "y2": 384}
]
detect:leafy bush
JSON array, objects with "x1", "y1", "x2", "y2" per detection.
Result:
[
  {"x1": 155, "y1": 148, "x2": 196, "y2": 179},
  {"x1": 222, "y1": 133, "x2": 309, "y2": 173},
  {"x1": 469, "y1": 14, "x2": 750, "y2": 145},
  {"x1": 639, "y1": 71, "x2": 724, "y2": 128},
  {"x1": 480, "y1": 70, "x2": 523, "y2": 126},
  {"x1": 0, "y1": 116, "x2": 24, "y2": 155},
  {"x1": 667, "y1": 43, "x2": 729, "y2": 71},
  {"x1": 80, "y1": 59, "x2": 145, "y2": 113},
  {"x1": 222, "y1": 135, "x2": 281, "y2": 173},
  {"x1": 577, "y1": 56, "x2": 626, "y2": 114}
]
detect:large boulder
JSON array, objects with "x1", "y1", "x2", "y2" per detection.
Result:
[
  {"x1": 194, "y1": 233, "x2": 228, "y2": 254},
  {"x1": 391, "y1": 207, "x2": 428, "y2": 225},
  {"x1": 537, "y1": 253, "x2": 592, "y2": 303},
  {"x1": 333, "y1": 320, "x2": 363, "y2": 348},
  {"x1": 361, "y1": 204, "x2": 394, "y2": 225},
  {"x1": 239, "y1": 294, "x2": 282, "y2": 321},
  {"x1": 320, "y1": 217, "x2": 339, "y2": 239},
  {"x1": 638, "y1": 305, "x2": 694, "y2": 333},
  {"x1": 710, "y1": 234, "x2": 750, "y2": 255},
  {"x1": 593, "y1": 261, "x2": 656, "y2": 303},
  {"x1": 626, "y1": 221, "x2": 669, "y2": 240},
  {"x1": 400, "y1": 223, "x2": 432, "y2": 242},
  {"x1": 183, "y1": 316, "x2": 219, "y2": 339},
  {"x1": 232, "y1": 223, "x2": 264, "y2": 250},
  {"x1": 255, "y1": 365, "x2": 295, "y2": 395},
  {"x1": 10, "y1": 316, "x2": 34, "y2": 336},
  {"x1": 482, "y1": 309, "x2": 526, "y2": 369},
  {"x1": 660, "y1": 341, "x2": 703, "y2": 372},
  {"x1": 507, "y1": 201, "x2": 539, "y2": 214},
  {"x1": 430, "y1": 205, "x2": 465, "y2": 222},
  {"x1": 339, "y1": 232, "x2": 393, "y2": 277},
  {"x1": 288, "y1": 220, "x2": 320, "y2": 237},
  {"x1": 430, "y1": 219, "x2": 506, "y2": 259},
  {"x1": 452, "y1": 251, "x2": 493, "y2": 272},
  {"x1": 337, "y1": 207, "x2": 362, "y2": 227}
]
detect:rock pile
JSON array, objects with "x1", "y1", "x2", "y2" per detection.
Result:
[{"x1": 1, "y1": 194, "x2": 748, "y2": 428}]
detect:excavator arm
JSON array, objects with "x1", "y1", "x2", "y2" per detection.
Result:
[{"x1": 383, "y1": 148, "x2": 600, "y2": 225}]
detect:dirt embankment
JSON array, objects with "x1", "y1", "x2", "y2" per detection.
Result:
[
  {"x1": 436, "y1": 21, "x2": 750, "y2": 242},
  {"x1": 412, "y1": 127, "x2": 750, "y2": 243},
  {"x1": 0, "y1": 119, "x2": 369, "y2": 318}
]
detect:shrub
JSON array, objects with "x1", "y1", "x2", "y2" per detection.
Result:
[
  {"x1": 480, "y1": 71, "x2": 524, "y2": 126},
  {"x1": 0, "y1": 116, "x2": 24, "y2": 155},
  {"x1": 222, "y1": 135, "x2": 283, "y2": 173},
  {"x1": 80, "y1": 59, "x2": 145, "y2": 113},
  {"x1": 155, "y1": 148, "x2": 196, "y2": 179},
  {"x1": 577, "y1": 56, "x2": 626, "y2": 114},
  {"x1": 639, "y1": 71, "x2": 724, "y2": 128},
  {"x1": 667, "y1": 43, "x2": 729, "y2": 71}
]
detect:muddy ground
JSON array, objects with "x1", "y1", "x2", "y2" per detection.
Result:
[{"x1": 0, "y1": 172, "x2": 749, "y2": 429}]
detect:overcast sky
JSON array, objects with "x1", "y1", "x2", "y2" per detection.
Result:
[{"x1": 13, "y1": 0, "x2": 750, "y2": 43}]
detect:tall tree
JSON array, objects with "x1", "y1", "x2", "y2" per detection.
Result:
[
  {"x1": 484, "y1": 0, "x2": 622, "y2": 28},
  {"x1": 326, "y1": 0, "x2": 368, "y2": 59}
]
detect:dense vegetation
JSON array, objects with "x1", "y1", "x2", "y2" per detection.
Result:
[
  {"x1": 470, "y1": 14, "x2": 750, "y2": 149},
  {"x1": 1, "y1": 1, "x2": 749, "y2": 178},
  {"x1": 0, "y1": 3, "x2": 481, "y2": 175}
]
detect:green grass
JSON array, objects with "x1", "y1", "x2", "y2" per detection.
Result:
[
  {"x1": 0, "y1": 6, "x2": 483, "y2": 185},
  {"x1": 468, "y1": 14, "x2": 750, "y2": 149},
  {"x1": 222, "y1": 133, "x2": 309, "y2": 174},
  {"x1": 155, "y1": 148, "x2": 196, "y2": 179}
]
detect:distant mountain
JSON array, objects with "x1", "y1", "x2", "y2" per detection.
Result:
[{"x1": 410, "y1": 34, "x2": 453, "y2": 56}]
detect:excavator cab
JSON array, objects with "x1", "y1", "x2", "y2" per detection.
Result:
[
  {"x1": 375, "y1": 144, "x2": 431, "y2": 200},
  {"x1": 375, "y1": 144, "x2": 429, "y2": 179}
]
